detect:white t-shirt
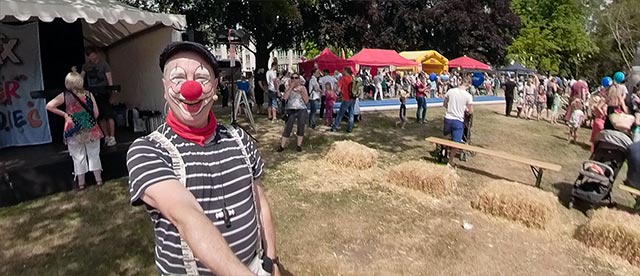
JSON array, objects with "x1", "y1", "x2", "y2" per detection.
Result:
[
  {"x1": 319, "y1": 75, "x2": 338, "y2": 91},
  {"x1": 266, "y1": 69, "x2": 278, "y2": 92},
  {"x1": 308, "y1": 76, "x2": 321, "y2": 100},
  {"x1": 444, "y1": 87, "x2": 473, "y2": 122}
]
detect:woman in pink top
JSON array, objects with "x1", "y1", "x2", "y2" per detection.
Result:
[{"x1": 415, "y1": 74, "x2": 428, "y2": 124}]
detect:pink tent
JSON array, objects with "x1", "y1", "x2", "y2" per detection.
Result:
[
  {"x1": 448, "y1": 56, "x2": 492, "y2": 71},
  {"x1": 298, "y1": 48, "x2": 356, "y2": 78},
  {"x1": 348, "y1": 48, "x2": 419, "y2": 67}
]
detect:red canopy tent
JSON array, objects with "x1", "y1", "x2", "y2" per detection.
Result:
[
  {"x1": 298, "y1": 48, "x2": 355, "y2": 78},
  {"x1": 448, "y1": 56, "x2": 492, "y2": 71},
  {"x1": 348, "y1": 48, "x2": 419, "y2": 67}
]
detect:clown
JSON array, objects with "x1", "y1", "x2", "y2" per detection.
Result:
[{"x1": 127, "y1": 42, "x2": 279, "y2": 276}]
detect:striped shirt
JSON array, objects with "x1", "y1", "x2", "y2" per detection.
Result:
[{"x1": 127, "y1": 124, "x2": 265, "y2": 275}]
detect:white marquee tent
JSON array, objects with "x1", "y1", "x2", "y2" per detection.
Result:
[{"x1": 1, "y1": 0, "x2": 186, "y2": 112}]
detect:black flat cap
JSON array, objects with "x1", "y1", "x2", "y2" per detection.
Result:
[{"x1": 159, "y1": 41, "x2": 219, "y2": 78}]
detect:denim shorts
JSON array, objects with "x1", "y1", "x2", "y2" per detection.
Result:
[
  {"x1": 268, "y1": 91, "x2": 278, "y2": 108},
  {"x1": 443, "y1": 118, "x2": 464, "y2": 143}
]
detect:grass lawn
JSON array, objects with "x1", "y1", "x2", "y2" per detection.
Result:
[{"x1": 1, "y1": 104, "x2": 639, "y2": 276}]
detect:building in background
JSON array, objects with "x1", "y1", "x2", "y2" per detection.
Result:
[{"x1": 211, "y1": 43, "x2": 302, "y2": 74}]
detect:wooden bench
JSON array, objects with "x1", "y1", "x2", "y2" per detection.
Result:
[
  {"x1": 426, "y1": 137, "x2": 562, "y2": 188},
  {"x1": 619, "y1": 184, "x2": 640, "y2": 196}
]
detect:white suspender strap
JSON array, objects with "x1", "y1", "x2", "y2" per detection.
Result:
[
  {"x1": 148, "y1": 131, "x2": 199, "y2": 276},
  {"x1": 226, "y1": 125, "x2": 264, "y2": 256}
]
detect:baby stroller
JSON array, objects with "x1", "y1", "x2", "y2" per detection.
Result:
[
  {"x1": 569, "y1": 130, "x2": 633, "y2": 209},
  {"x1": 436, "y1": 112, "x2": 474, "y2": 163}
]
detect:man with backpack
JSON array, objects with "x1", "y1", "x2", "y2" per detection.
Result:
[{"x1": 331, "y1": 67, "x2": 357, "y2": 133}]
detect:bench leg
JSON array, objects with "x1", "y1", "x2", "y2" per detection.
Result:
[{"x1": 530, "y1": 166, "x2": 544, "y2": 188}]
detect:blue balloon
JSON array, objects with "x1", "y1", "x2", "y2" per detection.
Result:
[
  {"x1": 613, "y1": 71, "x2": 625, "y2": 83},
  {"x1": 471, "y1": 72, "x2": 484, "y2": 87},
  {"x1": 429, "y1": 73, "x2": 437, "y2": 81},
  {"x1": 601, "y1": 76, "x2": 613, "y2": 88}
]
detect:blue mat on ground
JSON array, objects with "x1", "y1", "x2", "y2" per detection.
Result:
[{"x1": 334, "y1": 95, "x2": 504, "y2": 109}]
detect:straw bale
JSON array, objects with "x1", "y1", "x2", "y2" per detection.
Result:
[
  {"x1": 294, "y1": 157, "x2": 385, "y2": 193},
  {"x1": 325, "y1": 141, "x2": 378, "y2": 170},
  {"x1": 470, "y1": 180, "x2": 557, "y2": 229},
  {"x1": 575, "y1": 208, "x2": 640, "y2": 266},
  {"x1": 387, "y1": 161, "x2": 458, "y2": 197}
]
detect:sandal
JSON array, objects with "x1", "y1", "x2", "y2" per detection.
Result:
[
  {"x1": 78, "y1": 183, "x2": 86, "y2": 191},
  {"x1": 96, "y1": 181, "x2": 103, "y2": 187}
]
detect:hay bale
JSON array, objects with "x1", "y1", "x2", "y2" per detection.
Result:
[
  {"x1": 470, "y1": 180, "x2": 557, "y2": 229},
  {"x1": 575, "y1": 208, "x2": 640, "y2": 266},
  {"x1": 387, "y1": 161, "x2": 458, "y2": 197},
  {"x1": 295, "y1": 157, "x2": 384, "y2": 192},
  {"x1": 325, "y1": 141, "x2": 378, "y2": 169}
]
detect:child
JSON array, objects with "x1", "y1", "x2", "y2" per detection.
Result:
[
  {"x1": 396, "y1": 90, "x2": 408, "y2": 129},
  {"x1": 515, "y1": 92, "x2": 525, "y2": 118},
  {"x1": 590, "y1": 95, "x2": 607, "y2": 151},
  {"x1": 568, "y1": 99, "x2": 585, "y2": 143},
  {"x1": 536, "y1": 84, "x2": 547, "y2": 121},
  {"x1": 324, "y1": 89, "x2": 337, "y2": 126},
  {"x1": 550, "y1": 89, "x2": 560, "y2": 125}
]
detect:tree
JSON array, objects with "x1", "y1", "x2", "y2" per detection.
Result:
[
  {"x1": 598, "y1": 0, "x2": 640, "y2": 70},
  {"x1": 578, "y1": 0, "x2": 640, "y2": 83},
  {"x1": 425, "y1": 0, "x2": 521, "y2": 66},
  {"x1": 224, "y1": 0, "x2": 305, "y2": 70},
  {"x1": 301, "y1": 0, "x2": 520, "y2": 66},
  {"x1": 508, "y1": 0, "x2": 595, "y2": 76},
  {"x1": 121, "y1": 0, "x2": 306, "y2": 71}
]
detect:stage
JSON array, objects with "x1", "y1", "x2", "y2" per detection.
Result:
[{"x1": 0, "y1": 128, "x2": 143, "y2": 207}]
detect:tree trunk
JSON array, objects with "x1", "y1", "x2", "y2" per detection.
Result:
[{"x1": 255, "y1": 40, "x2": 270, "y2": 71}]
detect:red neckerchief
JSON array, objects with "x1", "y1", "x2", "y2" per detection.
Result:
[{"x1": 166, "y1": 110, "x2": 217, "y2": 146}]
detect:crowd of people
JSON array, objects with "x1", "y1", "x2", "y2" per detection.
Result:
[
  {"x1": 502, "y1": 73, "x2": 640, "y2": 149},
  {"x1": 39, "y1": 40, "x2": 640, "y2": 276}
]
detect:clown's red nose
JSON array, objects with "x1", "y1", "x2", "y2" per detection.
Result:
[{"x1": 180, "y1": 80, "x2": 203, "y2": 101}]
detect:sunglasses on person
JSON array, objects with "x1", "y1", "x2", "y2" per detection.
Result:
[{"x1": 291, "y1": 76, "x2": 300, "y2": 79}]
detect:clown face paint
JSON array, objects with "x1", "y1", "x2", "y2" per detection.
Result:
[{"x1": 162, "y1": 52, "x2": 218, "y2": 127}]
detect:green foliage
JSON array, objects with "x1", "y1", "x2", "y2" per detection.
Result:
[
  {"x1": 302, "y1": 40, "x2": 321, "y2": 59},
  {"x1": 579, "y1": 0, "x2": 640, "y2": 83},
  {"x1": 300, "y1": 0, "x2": 520, "y2": 66},
  {"x1": 122, "y1": 0, "x2": 305, "y2": 71},
  {"x1": 508, "y1": 0, "x2": 595, "y2": 76}
]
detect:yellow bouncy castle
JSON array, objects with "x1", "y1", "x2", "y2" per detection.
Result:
[{"x1": 399, "y1": 51, "x2": 449, "y2": 74}]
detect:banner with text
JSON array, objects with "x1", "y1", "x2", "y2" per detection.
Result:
[{"x1": 0, "y1": 22, "x2": 51, "y2": 148}]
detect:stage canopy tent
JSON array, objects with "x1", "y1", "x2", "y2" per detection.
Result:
[
  {"x1": 399, "y1": 50, "x2": 449, "y2": 74},
  {"x1": 1, "y1": 0, "x2": 186, "y2": 112},
  {"x1": 449, "y1": 56, "x2": 492, "y2": 71},
  {"x1": 349, "y1": 49, "x2": 419, "y2": 68},
  {"x1": 1, "y1": 0, "x2": 186, "y2": 46},
  {"x1": 499, "y1": 63, "x2": 536, "y2": 74},
  {"x1": 298, "y1": 48, "x2": 355, "y2": 78}
]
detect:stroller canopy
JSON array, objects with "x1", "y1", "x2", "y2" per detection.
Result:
[{"x1": 596, "y1": 130, "x2": 633, "y2": 150}]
